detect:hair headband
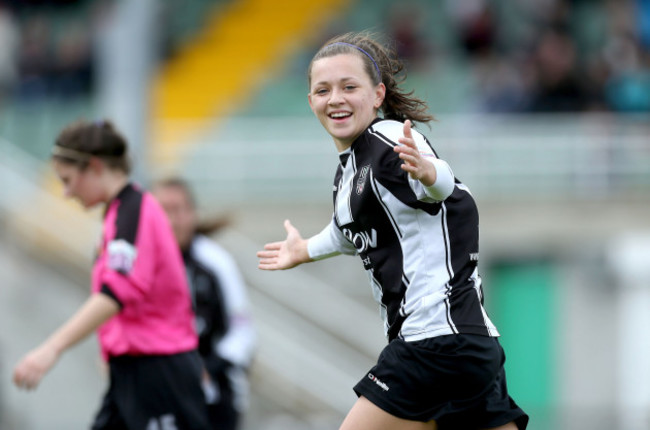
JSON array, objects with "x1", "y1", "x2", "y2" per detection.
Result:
[
  {"x1": 328, "y1": 42, "x2": 380, "y2": 77},
  {"x1": 52, "y1": 144, "x2": 92, "y2": 163}
]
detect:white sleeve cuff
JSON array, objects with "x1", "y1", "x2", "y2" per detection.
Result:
[{"x1": 423, "y1": 157, "x2": 455, "y2": 202}]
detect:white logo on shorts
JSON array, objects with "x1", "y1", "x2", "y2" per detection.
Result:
[
  {"x1": 368, "y1": 373, "x2": 389, "y2": 391},
  {"x1": 146, "y1": 414, "x2": 177, "y2": 430}
]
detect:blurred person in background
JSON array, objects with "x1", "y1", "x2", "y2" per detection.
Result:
[
  {"x1": 601, "y1": 0, "x2": 650, "y2": 112},
  {"x1": 257, "y1": 31, "x2": 528, "y2": 430},
  {"x1": 153, "y1": 178, "x2": 256, "y2": 430},
  {"x1": 51, "y1": 21, "x2": 94, "y2": 100},
  {"x1": 14, "y1": 13, "x2": 52, "y2": 102},
  {"x1": 527, "y1": 27, "x2": 588, "y2": 112},
  {"x1": 13, "y1": 120, "x2": 211, "y2": 430},
  {"x1": 0, "y1": 4, "x2": 18, "y2": 103}
]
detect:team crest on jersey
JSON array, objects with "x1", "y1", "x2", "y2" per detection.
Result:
[
  {"x1": 356, "y1": 165, "x2": 371, "y2": 195},
  {"x1": 107, "y1": 239, "x2": 137, "y2": 273}
]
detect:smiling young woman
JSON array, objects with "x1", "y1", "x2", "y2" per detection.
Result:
[
  {"x1": 258, "y1": 31, "x2": 529, "y2": 430},
  {"x1": 308, "y1": 53, "x2": 386, "y2": 151}
]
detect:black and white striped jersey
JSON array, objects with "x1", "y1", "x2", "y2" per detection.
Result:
[{"x1": 308, "y1": 118, "x2": 499, "y2": 342}]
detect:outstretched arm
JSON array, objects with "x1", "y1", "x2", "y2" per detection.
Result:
[
  {"x1": 257, "y1": 219, "x2": 313, "y2": 270},
  {"x1": 13, "y1": 293, "x2": 120, "y2": 390}
]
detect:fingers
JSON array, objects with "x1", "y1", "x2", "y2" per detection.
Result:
[
  {"x1": 13, "y1": 368, "x2": 24, "y2": 388},
  {"x1": 284, "y1": 219, "x2": 298, "y2": 236},
  {"x1": 396, "y1": 119, "x2": 417, "y2": 152},
  {"x1": 15, "y1": 376, "x2": 38, "y2": 390},
  {"x1": 393, "y1": 119, "x2": 424, "y2": 179},
  {"x1": 256, "y1": 250, "x2": 278, "y2": 259},
  {"x1": 403, "y1": 119, "x2": 413, "y2": 140},
  {"x1": 261, "y1": 241, "x2": 282, "y2": 251},
  {"x1": 258, "y1": 251, "x2": 284, "y2": 270},
  {"x1": 257, "y1": 247, "x2": 279, "y2": 268},
  {"x1": 257, "y1": 220, "x2": 301, "y2": 271},
  {"x1": 13, "y1": 365, "x2": 41, "y2": 391},
  {"x1": 395, "y1": 133, "x2": 419, "y2": 168},
  {"x1": 258, "y1": 262, "x2": 279, "y2": 270},
  {"x1": 257, "y1": 254, "x2": 279, "y2": 270},
  {"x1": 257, "y1": 241, "x2": 282, "y2": 270},
  {"x1": 397, "y1": 150, "x2": 419, "y2": 164},
  {"x1": 399, "y1": 120, "x2": 414, "y2": 145},
  {"x1": 256, "y1": 222, "x2": 288, "y2": 270}
]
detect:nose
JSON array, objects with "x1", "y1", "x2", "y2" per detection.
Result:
[{"x1": 328, "y1": 88, "x2": 344, "y2": 105}]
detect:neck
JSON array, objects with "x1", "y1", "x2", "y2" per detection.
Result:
[
  {"x1": 332, "y1": 116, "x2": 379, "y2": 152},
  {"x1": 103, "y1": 172, "x2": 130, "y2": 203},
  {"x1": 334, "y1": 139, "x2": 352, "y2": 153}
]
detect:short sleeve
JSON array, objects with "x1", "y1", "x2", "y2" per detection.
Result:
[{"x1": 100, "y1": 192, "x2": 159, "y2": 307}]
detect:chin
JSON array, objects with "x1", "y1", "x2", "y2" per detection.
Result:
[
  {"x1": 333, "y1": 133, "x2": 356, "y2": 146},
  {"x1": 81, "y1": 200, "x2": 101, "y2": 210},
  {"x1": 332, "y1": 127, "x2": 362, "y2": 143}
]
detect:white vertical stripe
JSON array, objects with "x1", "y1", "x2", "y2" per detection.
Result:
[
  {"x1": 440, "y1": 203, "x2": 458, "y2": 334},
  {"x1": 369, "y1": 272, "x2": 389, "y2": 337},
  {"x1": 335, "y1": 153, "x2": 356, "y2": 226},
  {"x1": 470, "y1": 267, "x2": 499, "y2": 336},
  {"x1": 369, "y1": 171, "x2": 402, "y2": 238},
  {"x1": 370, "y1": 179, "x2": 458, "y2": 338}
]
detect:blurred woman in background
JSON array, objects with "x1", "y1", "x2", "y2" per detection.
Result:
[
  {"x1": 13, "y1": 120, "x2": 210, "y2": 430},
  {"x1": 154, "y1": 178, "x2": 256, "y2": 430}
]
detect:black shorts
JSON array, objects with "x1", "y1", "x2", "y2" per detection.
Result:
[
  {"x1": 91, "y1": 351, "x2": 211, "y2": 430},
  {"x1": 353, "y1": 334, "x2": 529, "y2": 430}
]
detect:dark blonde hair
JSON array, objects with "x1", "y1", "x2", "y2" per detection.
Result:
[
  {"x1": 52, "y1": 119, "x2": 131, "y2": 173},
  {"x1": 154, "y1": 177, "x2": 231, "y2": 236},
  {"x1": 308, "y1": 31, "x2": 434, "y2": 125}
]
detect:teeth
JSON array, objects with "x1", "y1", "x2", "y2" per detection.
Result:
[{"x1": 330, "y1": 112, "x2": 350, "y2": 118}]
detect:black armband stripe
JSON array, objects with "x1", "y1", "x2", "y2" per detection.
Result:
[{"x1": 101, "y1": 283, "x2": 124, "y2": 309}]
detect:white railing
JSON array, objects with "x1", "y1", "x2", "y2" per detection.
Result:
[{"x1": 151, "y1": 113, "x2": 650, "y2": 208}]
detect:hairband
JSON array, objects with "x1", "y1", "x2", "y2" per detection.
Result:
[
  {"x1": 328, "y1": 42, "x2": 380, "y2": 77},
  {"x1": 52, "y1": 144, "x2": 92, "y2": 162}
]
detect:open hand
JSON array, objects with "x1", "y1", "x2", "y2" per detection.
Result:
[
  {"x1": 257, "y1": 220, "x2": 310, "y2": 270},
  {"x1": 394, "y1": 119, "x2": 437, "y2": 186}
]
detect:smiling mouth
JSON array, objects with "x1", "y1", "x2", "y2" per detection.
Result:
[{"x1": 329, "y1": 112, "x2": 351, "y2": 119}]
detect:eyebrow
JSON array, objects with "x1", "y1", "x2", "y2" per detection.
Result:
[{"x1": 312, "y1": 77, "x2": 358, "y2": 87}]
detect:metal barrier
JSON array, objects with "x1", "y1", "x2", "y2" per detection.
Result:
[{"x1": 153, "y1": 114, "x2": 650, "y2": 208}]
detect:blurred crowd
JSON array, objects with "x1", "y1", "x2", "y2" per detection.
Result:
[
  {"x1": 390, "y1": 0, "x2": 650, "y2": 113},
  {"x1": 0, "y1": 0, "x2": 102, "y2": 104},
  {"x1": 1, "y1": 0, "x2": 649, "y2": 112}
]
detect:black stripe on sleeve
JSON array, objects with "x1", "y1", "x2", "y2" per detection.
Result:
[
  {"x1": 101, "y1": 283, "x2": 124, "y2": 308},
  {"x1": 114, "y1": 184, "x2": 143, "y2": 245}
]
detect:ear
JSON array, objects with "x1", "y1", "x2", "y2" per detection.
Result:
[
  {"x1": 86, "y1": 156, "x2": 104, "y2": 175},
  {"x1": 374, "y1": 82, "x2": 386, "y2": 109},
  {"x1": 308, "y1": 92, "x2": 314, "y2": 112}
]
